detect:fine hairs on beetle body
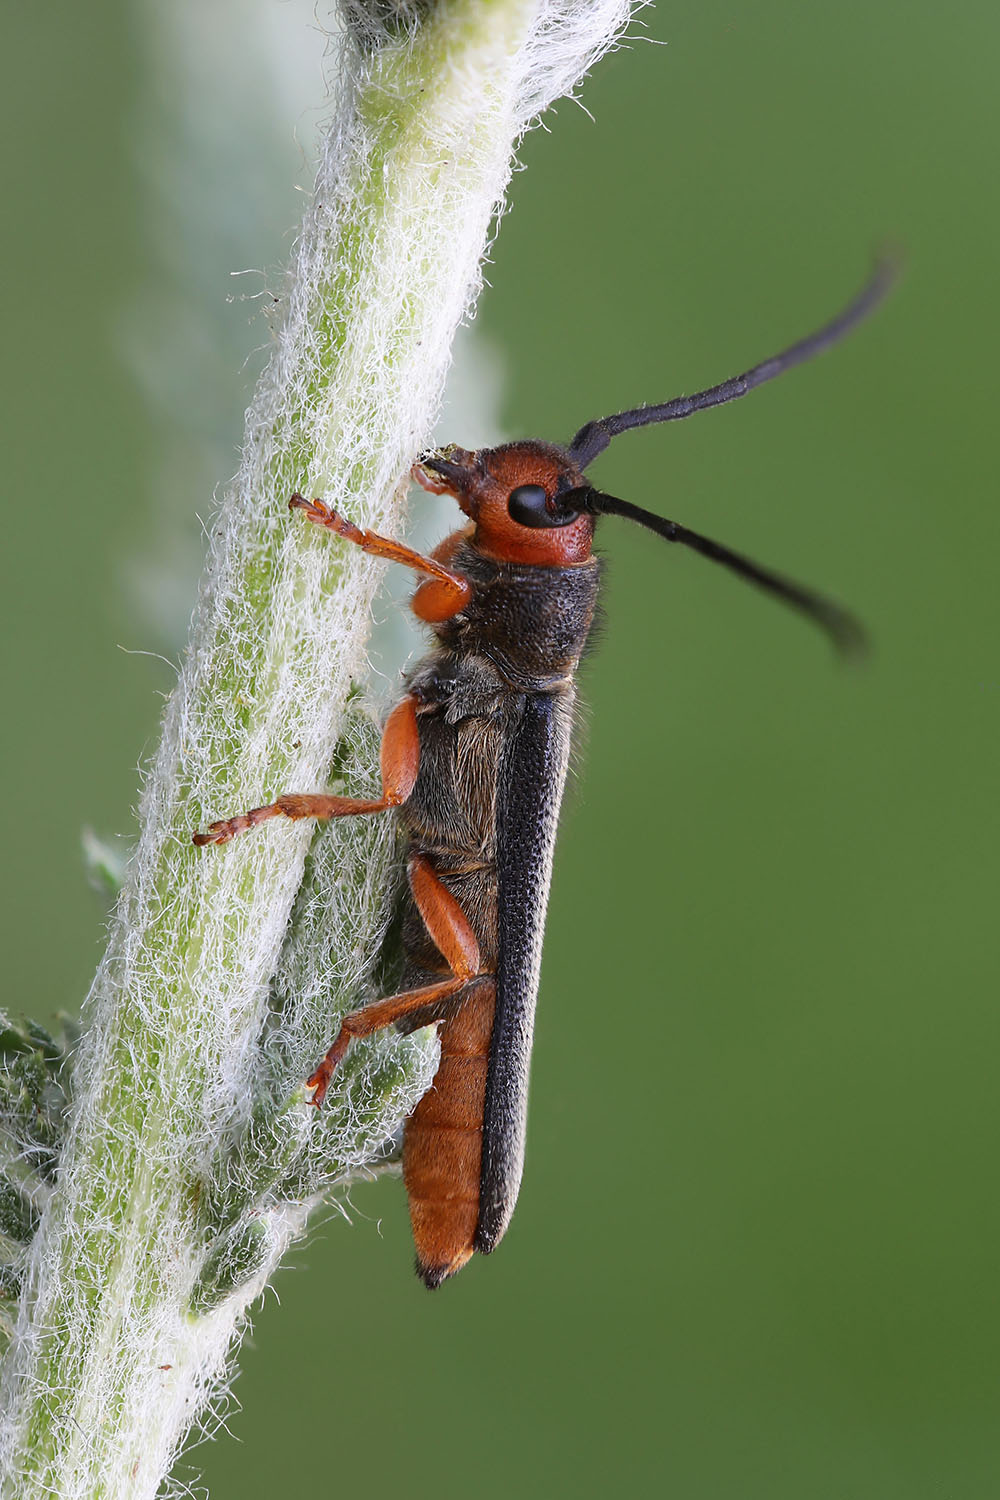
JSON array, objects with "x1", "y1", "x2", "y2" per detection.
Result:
[{"x1": 194, "y1": 262, "x2": 893, "y2": 1289}]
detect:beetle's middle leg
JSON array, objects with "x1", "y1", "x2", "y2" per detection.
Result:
[
  {"x1": 306, "y1": 853, "x2": 491, "y2": 1107},
  {"x1": 192, "y1": 693, "x2": 419, "y2": 846}
]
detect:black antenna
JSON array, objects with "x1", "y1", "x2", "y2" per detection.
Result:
[
  {"x1": 582, "y1": 490, "x2": 868, "y2": 658},
  {"x1": 569, "y1": 260, "x2": 895, "y2": 469}
]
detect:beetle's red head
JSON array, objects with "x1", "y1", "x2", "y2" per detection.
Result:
[{"x1": 414, "y1": 441, "x2": 595, "y2": 567}]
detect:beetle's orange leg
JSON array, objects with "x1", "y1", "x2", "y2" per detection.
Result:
[
  {"x1": 306, "y1": 855, "x2": 492, "y2": 1106},
  {"x1": 192, "y1": 694, "x2": 420, "y2": 846},
  {"x1": 306, "y1": 975, "x2": 475, "y2": 1107},
  {"x1": 289, "y1": 495, "x2": 472, "y2": 620},
  {"x1": 406, "y1": 853, "x2": 481, "y2": 979}
]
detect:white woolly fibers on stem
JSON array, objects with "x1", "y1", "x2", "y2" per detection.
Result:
[{"x1": 0, "y1": 2, "x2": 631, "y2": 1495}]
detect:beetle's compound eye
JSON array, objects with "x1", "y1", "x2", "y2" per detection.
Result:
[
  {"x1": 507, "y1": 484, "x2": 549, "y2": 526},
  {"x1": 508, "y1": 483, "x2": 580, "y2": 529}
]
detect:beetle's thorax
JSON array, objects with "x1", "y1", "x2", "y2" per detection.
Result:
[{"x1": 432, "y1": 541, "x2": 601, "y2": 692}]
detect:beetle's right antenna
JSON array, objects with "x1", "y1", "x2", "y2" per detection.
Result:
[
  {"x1": 568, "y1": 259, "x2": 896, "y2": 470},
  {"x1": 581, "y1": 489, "x2": 868, "y2": 657}
]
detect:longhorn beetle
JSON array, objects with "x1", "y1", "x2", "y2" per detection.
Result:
[{"x1": 194, "y1": 262, "x2": 892, "y2": 1288}]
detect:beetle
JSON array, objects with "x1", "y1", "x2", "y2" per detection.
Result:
[{"x1": 194, "y1": 262, "x2": 891, "y2": 1288}]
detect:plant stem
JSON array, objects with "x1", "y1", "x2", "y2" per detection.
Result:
[{"x1": 0, "y1": 3, "x2": 630, "y2": 1495}]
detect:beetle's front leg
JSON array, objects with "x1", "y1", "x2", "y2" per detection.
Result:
[
  {"x1": 289, "y1": 494, "x2": 472, "y2": 620},
  {"x1": 192, "y1": 693, "x2": 420, "y2": 847}
]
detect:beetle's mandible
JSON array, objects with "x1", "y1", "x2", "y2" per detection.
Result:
[{"x1": 194, "y1": 263, "x2": 892, "y2": 1288}]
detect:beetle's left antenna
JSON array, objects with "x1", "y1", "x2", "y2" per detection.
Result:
[{"x1": 568, "y1": 259, "x2": 896, "y2": 469}]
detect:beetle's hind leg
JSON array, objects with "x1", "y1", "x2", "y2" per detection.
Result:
[
  {"x1": 305, "y1": 974, "x2": 492, "y2": 1107},
  {"x1": 192, "y1": 693, "x2": 420, "y2": 846},
  {"x1": 306, "y1": 853, "x2": 491, "y2": 1106}
]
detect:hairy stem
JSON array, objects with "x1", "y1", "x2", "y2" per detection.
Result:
[{"x1": 0, "y1": 3, "x2": 630, "y2": 1496}]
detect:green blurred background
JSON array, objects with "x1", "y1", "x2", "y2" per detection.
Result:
[{"x1": 2, "y1": 2, "x2": 997, "y2": 1496}]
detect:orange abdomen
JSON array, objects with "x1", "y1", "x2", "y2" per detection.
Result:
[{"x1": 402, "y1": 981, "x2": 496, "y2": 1288}]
